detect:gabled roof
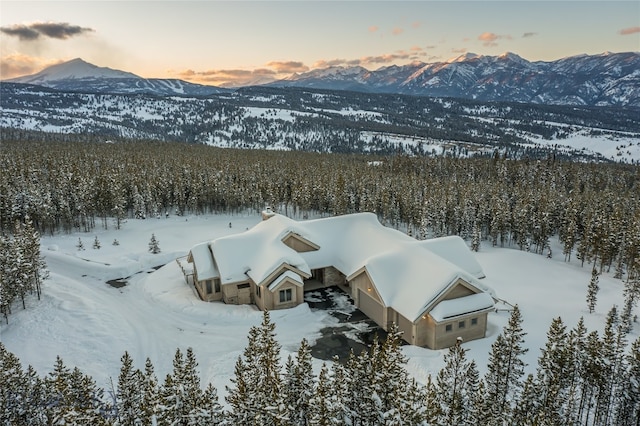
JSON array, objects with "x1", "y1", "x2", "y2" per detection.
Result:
[
  {"x1": 189, "y1": 212, "x2": 494, "y2": 321},
  {"x1": 211, "y1": 214, "x2": 311, "y2": 285},
  {"x1": 429, "y1": 292, "x2": 495, "y2": 322},
  {"x1": 190, "y1": 242, "x2": 219, "y2": 281},
  {"x1": 419, "y1": 236, "x2": 486, "y2": 279}
]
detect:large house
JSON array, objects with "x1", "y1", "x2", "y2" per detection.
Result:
[{"x1": 186, "y1": 211, "x2": 495, "y2": 349}]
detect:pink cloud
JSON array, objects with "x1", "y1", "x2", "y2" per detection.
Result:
[
  {"x1": 265, "y1": 61, "x2": 309, "y2": 73},
  {"x1": 368, "y1": 25, "x2": 379, "y2": 33},
  {"x1": 392, "y1": 27, "x2": 404, "y2": 36},
  {"x1": 478, "y1": 31, "x2": 512, "y2": 46},
  {"x1": 619, "y1": 26, "x2": 640, "y2": 35}
]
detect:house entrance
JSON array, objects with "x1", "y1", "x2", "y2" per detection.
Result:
[{"x1": 311, "y1": 268, "x2": 324, "y2": 283}]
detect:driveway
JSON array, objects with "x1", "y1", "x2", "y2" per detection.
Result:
[{"x1": 304, "y1": 286, "x2": 387, "y2": 362}]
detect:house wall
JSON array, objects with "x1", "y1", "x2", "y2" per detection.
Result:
[
  {"x1": 397, "y1": 313, "x2": 415, "y2": 345},
  {"x1": 442, "y1": 282, "x2": 476, "y2": 300},
  {"x1": 416, "y1": 312, "x2": 488, "y2": 349},
  {"x1": 324, "y1": 266, "x2": 347, "y2": 287},
  {"x1": 195, "y1": 279, "x2": 223, "y2": 302},
  {"x1": 349, "y1": 271, "x2": 389, "y2": 330},
  {"x1": 282, "y1": 234, "x2": 317, "y2": 252},
  {"x1": 262, "y1": 278, "x2": 304, "y2": 310},
  {"x1": 222, "y1": 280, "x2": 253, "y2": 305}
]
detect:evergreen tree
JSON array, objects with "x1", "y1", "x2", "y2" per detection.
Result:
[
  {"x1": 595, "y1": 306, "x2": 627, "y2": 425},
  {"x1": 116, "y1": 351, "x2": 143, "y2": 426},
  {"x1": 76, "y1": 237, "x2": 85, "y2": 251},
  {"x1": 284, "y1": 338, "x2": 315, "y2": 426},
  {"x1": 613, "y1": 337, "x2": 640, "y2": 426},
  {"x1": 471, "y1": 221, "x2": 481, "y2": 252},
  {"x1": 512, "y1": 374, "x2": 539, "y2": 426},
  {"x1": 484, "y1": 305, "x2": 528, "y2": 424},
  {"x1": 226, "y1": 311, "x2": 287, "y2": 425},
  {"x1": 140, "y1": 357, "x2": 160, "y2": 425},
  {"x1": 433, "y1": 338, "x2": 475, "y2": 425},
  {"x1": 308, "y1": 364, "x2": 334, "y2": 426},
  {"x1": 587, "y1": 266, "x2": 600, "y2": 314},
  {"x1": 534, "y1": 317, "x2": 574, "y2": 425},
  {"x1": 148, "y1": 233, "x2": 161, "y2": 254},
  {"x1": 93, "y1": 236, "x2": 101, "y2": 250}
]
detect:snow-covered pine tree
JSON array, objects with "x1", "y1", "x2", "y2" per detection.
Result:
[
  {"x1": 181, "y1": 347, "x2": 206, "y2": 423},
  {"x1": 595, "y1": 306, "x2": 627, "y2": 425},
  {"x1": 23, "y1": 364, "x2": 48, "y2": 425},
  {"x1": 579, "y1": 330, "x2": 604, "y2": 426},
  {"x1": 226, "y1": 311, "x2": 286, "y2": 425},
  {"x1": 44, "y1": 355, "x2": 72, "y2": 423},
  {"x1": 140, "y1": 357, "x2": 160, "y2": 425},
  {"x1": 612, "y1": 337, "x2": 640, "y2": 425},
  {"x1": 284, "y1": 338, "x2": 315, "y2": 426},
  {"x1": 484, "y1": 305, "x2": 528, "y2": 424},
  {"x1": 433, "y1": 338, "x2": 475, "y2": 425},
  {"x1": 308, "y1": 363, "x2": 333, "y2": 426},
  {"x1": 116, "y1": 351, "x2": 143, "y2": 425},
  {"x1": 326, "y1": 356, "x2": 351, "y2": 425},
  {"x1": 76, "y1": 238, "x2": 85, "y2": 251},
  {"x1": 511, "y1": 374, "x2": 539, "y2": 426},
  {"x1": 471, "y1": 221, "x2": 481, "y2": 252},
  {"x1": 621, "y1": 266, "x2": 640, "y2": 333},
  {"x1": 66, "y1": 366, "x2": 108, "y2": 425},
  {"x1": 93, "y1": 236, "x2": 101, "y2": 250},
  {"x1": 375, "y1": 323, "x2": 425, "y2": 424},
  {"x1": 148, "y1": 233, "x2": 161, "y2": 254},
  {"x1": 587, "y1": 266, "x2": 600, "y2": 314},
  {"x1": 0, "y1": 342, "x2": 27, "y2": 425},
  {"x1": 190, "y1": 382, "x2": 224, "y2": 426},
  {"x1": 534, "y1": 317, "x2": 574, "y2": 425}
]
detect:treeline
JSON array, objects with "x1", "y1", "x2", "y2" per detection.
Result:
[
  {"x1": 1, "y1": 309, "x2": 639, "y2": 425},
  {"x1": 0, "y1": 217, "x2": 47, "y2": 323},
  {"x1": 1, "y1": 137, "x2": 639, "y2": 276}
]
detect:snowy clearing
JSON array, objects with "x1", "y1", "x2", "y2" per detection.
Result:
[{"x1": 1, "y1": 212, "x2": 637, "y2": 404}]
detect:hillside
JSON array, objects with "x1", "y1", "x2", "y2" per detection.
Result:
[{"x1": 2, "y1": 84, "x2": 639, "y2": 162}]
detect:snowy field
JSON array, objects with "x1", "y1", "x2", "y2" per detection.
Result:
[{"x1": 1, "y1": 212, "x2": 637, "y2": 402}]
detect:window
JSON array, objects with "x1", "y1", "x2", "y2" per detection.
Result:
[
  {"x1": 237, "y1": 283, "x2": 250, "y2": 289},
  {"x1": 458, "y1": 320, "x2": 466, "y2": 329},
  {"x1": 256, "y1": 286, "x2": 261, "y2": 298},
  {"x1": 205, "y1": 280, "x2": 212, "y2": 294},
  {"x1": 445, "y1": 324, "x2": 453, "y2": 332},
  {"x1": 471, "y1": 317, "x2": 478, "y2": 326},
  {"x1": 279, "y1": 288, "x2": 292, "y2": 303},
  {"x1": 214, "y1": 278, "x2": 221, "y2": 293}
]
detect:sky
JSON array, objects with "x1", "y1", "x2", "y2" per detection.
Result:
[{"x1": 1, "y1": 0, "x2": 639, "y2": 87}]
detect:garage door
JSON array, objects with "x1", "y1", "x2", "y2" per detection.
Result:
[{"x1": 358, "y1": 289, "x2": 385, "y2": 326}]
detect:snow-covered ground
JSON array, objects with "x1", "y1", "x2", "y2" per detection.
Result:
[{"x1": 1, "y1": 212, "x2": 637, "y2": 403}]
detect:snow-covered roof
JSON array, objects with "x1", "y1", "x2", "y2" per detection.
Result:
[
  {"x1": 419, "y1": 236, "x2": 486, "y2": 279},
  {"x1": 428, "y1": 292, "x2": 495, "y2": 322},
  {"x1": 268, "y1": 270, "x2": 304, "y2": 291},
  {"x1": 211, "y1": 214, "x2": 310, "y2": 285},
  {"x1": 189, "y1": 212, "x2": 493, "y2": 322},
  {"x1": 190, "y1": 242, "x2": 219, "y2": 281}
]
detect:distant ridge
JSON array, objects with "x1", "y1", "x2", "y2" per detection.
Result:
[
  {"x1": 269, "y1": 51, "x2": 640, "y2": 107},
  {"x1": 5, "y1": 58, "x2": 226, "y2": 97},
  {"x1": 3, "y1": 52, "x2": 640, "y2": 106}
]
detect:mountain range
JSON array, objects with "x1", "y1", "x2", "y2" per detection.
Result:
[{"x1": 5, "y1": 52, "x2": 640, "y2": 107}]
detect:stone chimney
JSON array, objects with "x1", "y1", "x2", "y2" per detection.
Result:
[{"x1": 261, "y1": 206, "x2": 276, "y2": 221}]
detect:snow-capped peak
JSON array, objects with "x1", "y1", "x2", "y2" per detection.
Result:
[
  {"x1": 7, "y1": 58, "x2": 140, "y2": 84},
  {"x1": 445, "y1": 52, "x2": 480, "y2": 63}
]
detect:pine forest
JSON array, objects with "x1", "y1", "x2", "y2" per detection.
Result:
[{"x1": 1, "y1": 133, "x2": 639, "y2": 425}]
